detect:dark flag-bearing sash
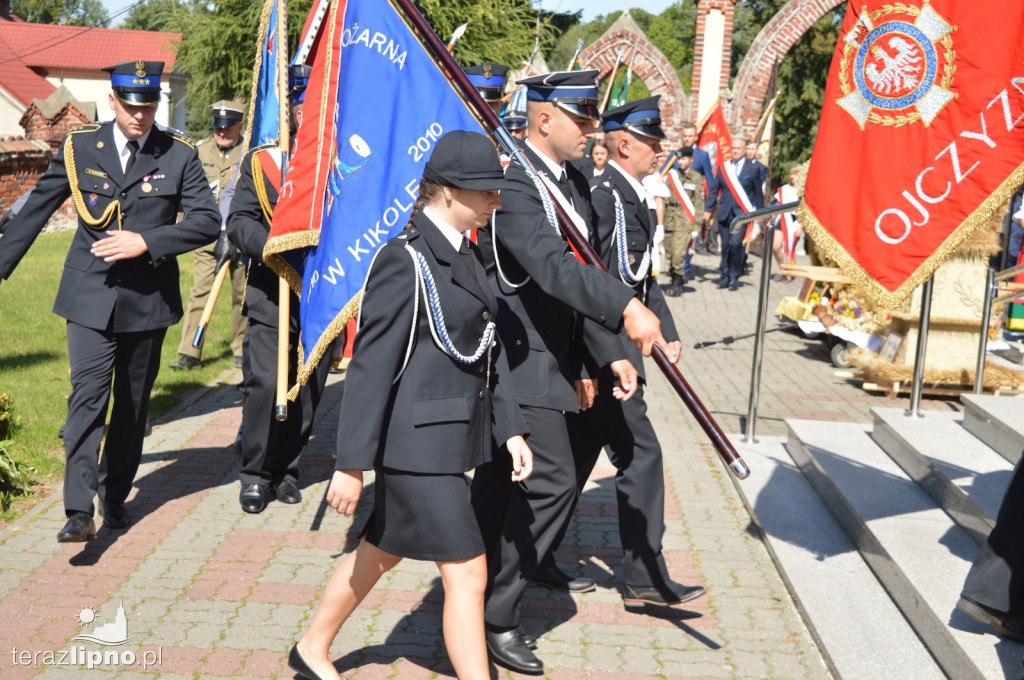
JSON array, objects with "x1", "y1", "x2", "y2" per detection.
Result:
[
  {"x1": 798, "y1": 1, "x2": 1024, "y2": 311},
  {"x1": 265, "y1": 0, "x2": 484, "y2": 394}
]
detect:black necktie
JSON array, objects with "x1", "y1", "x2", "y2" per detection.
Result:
[
  {"x1": 125, "y1": 140, "x2": 139, "y2": 175},
  {"x1": 458, "y1": 239, "x2": 475, "y2": 271},
  {"x1": 557, "y1": 171, "x2": 571, "y2": 196}
]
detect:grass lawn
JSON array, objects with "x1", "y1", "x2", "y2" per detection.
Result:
[{"x1": 0, "y1": 229, "x2": 242, "y2": 523}]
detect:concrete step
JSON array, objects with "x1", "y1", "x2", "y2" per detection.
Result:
[
  {"x1": 786, "y1": 420, "x2": 1024, "y2": 680},
  {"x1": 870, "y1": 407, "x2": 1015, "y2": 546},
  {"x1": 961, "y1": 394, "x2": 1024, "y2": 465},
  {"x1": 730, "y1": 436, "x2": 945, "y2": 680}
]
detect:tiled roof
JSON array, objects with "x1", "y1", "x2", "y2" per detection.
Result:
[{"x1": 0, "y1": 22, "x2": 181, "y2": 106}]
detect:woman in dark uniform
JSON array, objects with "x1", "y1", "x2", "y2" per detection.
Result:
[{"x1": 288, "y1": 131, "x2": 532, "y2": 680}]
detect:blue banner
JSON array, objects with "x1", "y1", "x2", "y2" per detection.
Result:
[
  {"x1": 248, "y1": 0, "x2": 282, "y2": 151},
  {"x1": 296, "y1": 0, "x2": 483, "y2": 368}
]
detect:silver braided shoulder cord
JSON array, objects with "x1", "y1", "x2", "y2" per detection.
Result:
[
  {"x1": 405, "y1": 245, "x2": 495, "y2": 365},
  {"x1": 610, "y1": 188, "x2": 650, "y2": 285}
]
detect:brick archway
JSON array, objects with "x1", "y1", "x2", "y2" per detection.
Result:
[
  {"x1": 578, "y1": 12, "x2": 689, "y2": 143},
  {"x1": 730, "y1": 0, "x2": 845, "y2": 135}
]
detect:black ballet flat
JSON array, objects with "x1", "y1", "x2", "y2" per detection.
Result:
[{"x1": 288, "y1": 644, "x2": 335, "y2": 680}]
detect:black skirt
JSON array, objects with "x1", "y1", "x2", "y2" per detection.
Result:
[{"x1": 363, "y1": 468, "x2": 485, "y2": 561}]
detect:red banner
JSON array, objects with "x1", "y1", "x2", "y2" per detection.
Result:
[
  {"x1": 798, "y1": 2, "x2": 1024, "y2": 311},
  {"x1": 696, "y1": 100, "x2": 731, "y2": 175}
]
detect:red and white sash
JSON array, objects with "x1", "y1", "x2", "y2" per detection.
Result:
[
  {"x1": 666, "y1": 169, "x2": 696, "y2": 223},
  {"x1": 255, "y1": 147, "x2": 285, "y2": 194},
  {"x1": 722, "y1": 159, "x2": 755, "y2": 213},
  {"x1": 777, "y1": 184, "x2": 800, "y2": 262}
]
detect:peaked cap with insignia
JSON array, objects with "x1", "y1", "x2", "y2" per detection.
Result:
[
  {"x1": 288, "y1": 64, "x2": 313, "y2": 102},
  {"x1": 465, "y1": 63, "x2": 509, "y2": 103},
  {"x1": 602, "y1": 96, "x2": 666, "y2": 140},
  {"x1": 209, "y1": 100, "x2": 245, "y2": 128},
  {"x1": 103, "y1": 60, "x2": 164, "y2": 106},
  {"x1": 517, "y1": 69, "x2": 600, "y2": 120}
]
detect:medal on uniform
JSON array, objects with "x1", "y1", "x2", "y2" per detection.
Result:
[
  {"x1": 88, "y1": 193, "x2": 98, "y2": 206},
  {"x1": 96, "y1": 141, "x2": 104, "y2": 149},
  {"x1": 141, "y1": 182, "x2": 153, "y2": 193}
]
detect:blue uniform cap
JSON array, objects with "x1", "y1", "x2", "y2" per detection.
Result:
[
  {"x1": 288, "y1": 64, "x2": 312, "y2": 103},
  {"x1": 103, "y1": 61, "x2": 163, "y2": 106},
  {"x1": 465, "y1": 63, "x2": 509, "y2": 103},
  {"x1": 516, "y1": 70, "x2": 600, "y2": 120},
  {"x1": 601, "y1": 96, "x2": 666, "y2": 140}
]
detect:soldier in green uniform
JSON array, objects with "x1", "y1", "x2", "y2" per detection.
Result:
[
  {"x1": 662, "y1": 146, "x2": 703, "y2": 296},
  {"x1": 169, "y1": 100, "x2": 248, "y2": 369}
]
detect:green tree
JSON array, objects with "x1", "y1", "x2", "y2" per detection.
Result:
[
  {"x1": 174, "y1": 0, "x2": 313, "y2": 138},
  {"x1": 414, "y1": 0, "x2": 568, "y2": 68},
  {"x1": 121, "y1": 0, "x2": 196, "y2": 33},
  {"x1": 11, "y1": 0, "x2": 107, "y2": 25}
]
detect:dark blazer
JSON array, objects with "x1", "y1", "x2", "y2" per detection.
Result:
[
  {"x1": 226, "y1": 144, "x2": 295, "y2": 328},
  {"x1": 0, "y1": 122, "x2": 220, "y2": 332},
  {"x1": 705, "y1": 158, "x2": 766, "y2": 227},
  {"x1": 589, "y1": 164, "x2": 680, "y2": 382},
  {"x1": 335, "y1": 213, "x2": 526, "y2": 474},
  {"x1": 476, "y1": 144, "x2": 637, "y2": 412},
  {"x1": 689, "y1": 146, "x2": 715, "y2": 189}
]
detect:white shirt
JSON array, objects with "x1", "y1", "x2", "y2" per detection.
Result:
[
  {"x1": 422, "y1": 206, "x2": 467, "y2": 254},
  {"x1": 112, "y1": 124, "x2": 151, "y2": 173},
  {"x1": 609, "y1": 158, "x2": 654, "y2": 208},
  {"x1": 524, "y1": 138, "x2": 566, "y2": 182}
]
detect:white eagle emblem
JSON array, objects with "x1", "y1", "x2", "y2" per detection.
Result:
[{"x1": 835, "y1": 2, "x2": 956, "y2": 129}]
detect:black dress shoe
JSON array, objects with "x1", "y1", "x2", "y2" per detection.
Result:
[
  {"x1": 240, "y1": 484, "x2": 268, "y2": 514},
  {"x1": 57, "y1": 512, "x2": 96, "y2": 543},
  {"x1": 518, "y1": 625, "x2": 537, "y2": 649},
  {"x1": 957, "y1": 596, "x2": 1024, "y2": 642},
  {"x1": 624, "y1": 581, "x2": 706, "y2": 607},
  {"x1": 168, "y1": 354, "x2": 202, "y2": 370},
  {"x1": 728, "y1": 281, "x2": 738, "y2": 291},
  {"x1": 717, "y1": 279, "x2": 729, "y2": 289},
  {"x1": 529, "y1": 564, "x2": 596, "y2": 593},
  {"x1": 287, "y1": 644, "x2": 333, "y2": 680},
  {"x1": 485, "y1": 627, "x2": 543, "y2": 674},
  {"x1": 102, "y1": 501, "x2": 131, "y2": 529},
  {"x1": 274, "y1": 478, "x2": 302, "y2": 504}
]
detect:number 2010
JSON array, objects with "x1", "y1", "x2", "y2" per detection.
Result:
[{"x1": 408, "y1": 123, "x2": 444, "y2": 162}]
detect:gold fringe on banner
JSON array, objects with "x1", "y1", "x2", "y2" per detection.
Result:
[
  {"x1": 797, "y1": 160, "x2": 1024, "y2": 314},
  {"x1": 242, "y1": 0, "x2": 277, "y2": 151},
  {"x1": 287, "y1": 293, "x2": 362, "y2": 400}
]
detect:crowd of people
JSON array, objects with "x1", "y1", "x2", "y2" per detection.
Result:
[{"x1": 7, "y1": 57, "x2": 1019, "y2": 680}]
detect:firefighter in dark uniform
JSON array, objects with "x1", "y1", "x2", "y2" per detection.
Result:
[
  {"x1": 465, "y1": 63, "x2": 509, "y2": 117},
  {"x1": 0, "y1": 60, "x2": 220, "y2": 542},
  {"x1": 567, "y1": 97, "x2": 704, "y2": 608},
  {"x1": 227, "y1": 64, "x2": 333, "y2": 514},
  {"x1": 170, "y1": 100, "x2": 248, "y2": 369},
  {"x1": 470, "y1": 70, "x2": 668, "y2": 674}
]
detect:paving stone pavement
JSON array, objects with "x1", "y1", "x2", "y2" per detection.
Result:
[{"x1": 0, "y1": 250, "x2": 960, "y2": 679}]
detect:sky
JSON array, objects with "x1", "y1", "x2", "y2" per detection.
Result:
[{"x1": 101, "y1": 0, "x2": 682, "y2": 27}]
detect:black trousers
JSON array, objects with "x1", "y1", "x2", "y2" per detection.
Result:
[
  {"x1": 961, "y1": 454, "x2": 1024, "y2": 615},
  {"x1": 239, "y1": 318, "x2": 332, "y2": 486},
  {"x1": 471, "y1": 405, "x2": 578, "y2": 628},
  {"x1": 63, "y1": 322, "x2": 165, "y2": 516},
  {"x1": 717, "y1": 223, "x2": 744, "y2": 284},
  {"x1": 564, "y1": 382, "x2": 672, "y2": 588}
]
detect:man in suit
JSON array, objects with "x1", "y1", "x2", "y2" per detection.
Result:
[
  {"x1": 681, "y1": 122, "x2": 715, "y2": 255},
  {"x1": 471, "y1": 70, "x2": 667, "y2": 674},
  {"x1": 227, "y1": 64, "x2": 332, "y2": 514},
  {"x1": 170, "y1": 100, "x2": 248, "y2": 370},
  {"x1": 0, "y1": 60, "x2": 220, "y2": 542},
  {"x1": 745, "y1": 139, "x2": 769, "y2": 192},
  {"x1": 706, "y1": 137, "x2": 764, "y2": 290},
  {"x1": 957, "y1": 459, "x2": 1024, "y2": 641},
  {"x1": 565, "y1": 97, "x2": 705, "y2": 609}
]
